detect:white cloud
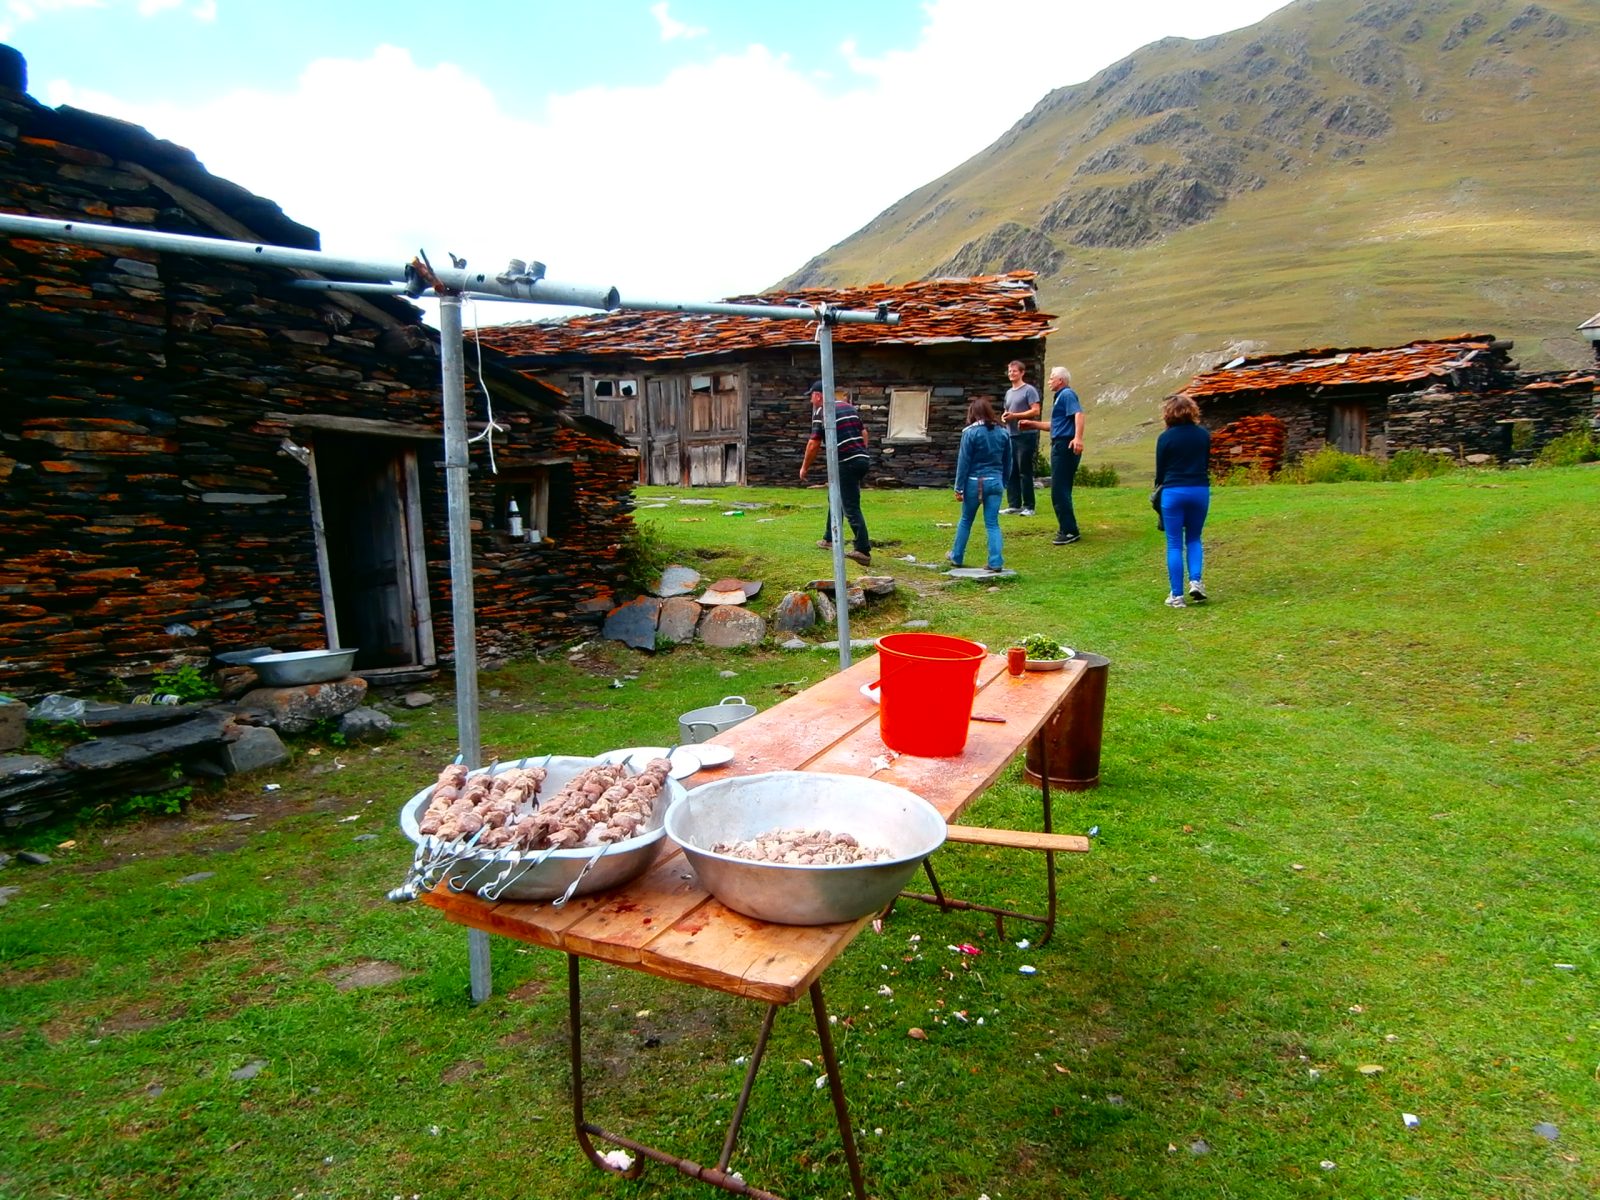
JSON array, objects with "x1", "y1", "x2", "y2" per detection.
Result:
[
  {"x1": 33, "y1": 0, "x2": 1288, "y2": 318},
  {"x1": 1, "y1": 0, "x2": 102, "y2": 42},
  {"x1": 650, "y1": 1, "x2": 706, "y2": 42}
]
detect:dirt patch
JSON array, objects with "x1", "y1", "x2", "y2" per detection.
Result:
[
  {"x1": 440, "y1": 1059, "x2": 484, "y2": 1084},
  {"x1": 326, "y1": 959, "x2": 408, "y2": 990},
  {"x1": 99, "y1": 1002, "x2": 188, "y2": 1036},
  {"x1": 0, "y1": 956, "x2": 89, "y2": 987}
]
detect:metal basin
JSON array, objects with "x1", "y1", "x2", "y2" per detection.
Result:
[
  {"x1": 667, "y1": 772, "x2": 947, "y2": 925},
  {"x1": 249, "y1": 648, "x2": 357, "y2": 686},
  {"x1": 398, "y1": 755, "x2": 687, "y2": 902},
  {"x1": 678, "y1": 695, "x2": 756, "y2": 745}
]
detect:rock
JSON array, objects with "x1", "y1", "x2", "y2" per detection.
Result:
[
  {"x1": 1465, "y1": 453, "x2": 1494, "y2": 465},
  {"x1": 61, "y1": 709, "x2": 237, "y2": 770},
  {"x1": 653, "y1": 566, "x2": 701, "y2": 598},
  {"x1": 902, "y1": 619, "x2": 931, "y2": 628},
  {"x1": 0, "y1": 697, "x2": 24, "y2": 752},
  {"x1": 780, "y1": 638, "x2": 810, "y2": 650},
  {"x1": 858, "y1": 575, "x2": 897, "y2": 598},
  {"x1": 698, "y1": 583, "x2": 748, "y2": 606},
  {"x1": 398, "y1": 691, "x2": 435, "y2": 709},
  {"x1": 816, "y1": 640, "x2": 876, "y2": 652},
  {"x1": 698, "y1": 606, "x2": 767, "y2": 649},
  {"x1": 773, "y1": 591, "x2": 818, "y2": 633},
  {"x1": 739, "y1": 580, "x2": 763, "y2": 599},
  {"x1": 573, "y1": 592, "x2": 615, "y2": 617},
  {"x1": 602, "y1": 596, "x2": 665, "y2": 651},
  {"x1": 0, "y1": 755, "x2": 51, "y2": 782},
  {"x1": 353, "y1": 833, "x2": 378, "y2": 842},
  {"x1": 16, "y1": 850, "x2": 51, "y2": 866},
  {"x1": 178, "y1": 871, "x2": 215, "y2": 885},
  {"x1": 229, "y1": 1060, "x2": 267, "y2": 1081},
  {"x1": 656, "y1": 596, "x2": 702, "y2": 645},
  {"x1": 814, "y1": 590, "x2": 837, "y2": 623},
  {"x1": 217, "y1": 725, "x2": 289, "y2": 775},
  {"x1": 236, "y1": 678, "x2": 369, "y2": 735},
  {"x1": 0, "y1": 886, "x2": 20, "y2": 906},
  {"x1": 948, "y1": 566, "x2": 1017, "y2": 580},
  {"x1": 338, "y1": 707, "x2": 396, "y2": 743}
]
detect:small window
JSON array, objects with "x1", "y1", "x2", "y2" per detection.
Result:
[
  {"x1": 497, "y1": 471, "x2": 553, "y2": 543},
  {"x1": 689, "y1": 374, "x2": 713, "y2": 393},
  {"x1": 617, "y1": 379, "x2": 638, "y2": 398},
  {"x1": 886, "y1": 388, "x2": 931, "y2": 442}
]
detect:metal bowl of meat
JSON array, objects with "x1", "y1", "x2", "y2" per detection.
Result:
[
  {"x1": 248, "y1": 648, "x2": 357, "y2": 686},
  {"x1": 397, "y1": 755, "x2": 687, "y2": 902},
  {"x1": 667, "y1": 772, "x2": 946, "y2": 926}
]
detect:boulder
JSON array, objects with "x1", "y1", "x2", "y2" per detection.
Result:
[
  {"x1": 698, "y1": 582, "x2": 748, "y2": 606},
  {"x1": 814, "y1": 590, "x2": 837, "y2": 624},
  {"x1": 656, "y1": 596, "x2": 702, "y2": 645},
  {"x1": 653, "y1": 566, "x2": 701, "y2": 598},
  {"x1": 61, "y1": 708, "x2": 238, "y2": 770},
  {"x1": 0, "y1": 697, "x2": 23, "y2": 752},
  {"x1": 338, "y1": 707, "x2": 396, "y2": 743},
  {"x1": 217, "y1": 725, "x2": 289, "y2": 774},
  {"x1": 772, "y1": 591, "x2": 818, "y2": 633},
  {"x1": 699, "y1": 606, "x2": 767, "y2": 649},
  {"x1": 237, "y1": 678, "x2": 369, "y2": 735},
  {"x1": 603, "y1": 596, "x2": 665, "y2": 650},
  {"x1": 857, "y1": 575, "x2": 897, "y2": 598}
]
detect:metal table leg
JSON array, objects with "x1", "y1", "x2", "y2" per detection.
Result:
[{"x1": 564, "y1": 955, "x2": 868, "y2": 1200}]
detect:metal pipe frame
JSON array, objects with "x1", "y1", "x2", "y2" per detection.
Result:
[
  {"x1": 894, "y1": 737, "x2": 1061, "y2": 946},
  {"x1": 566, "y1": 955, "x2": 868, "y2": 1200}
]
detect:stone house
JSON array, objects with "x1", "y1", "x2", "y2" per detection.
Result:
[
  {"x1": 1181, "y1": 333, "x2": 1598, "y2": 467},
  {"x1": 1582, "y1": 310, "x2": 1600, "y2": 366},
  {"x1": 472, "y1": 273, "x2": 1055, "y2": 488},
  {"x1": 0, "y1": 47, "x2": 635, "y2": 699}
]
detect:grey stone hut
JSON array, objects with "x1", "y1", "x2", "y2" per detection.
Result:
[{"x1": 471, "y1": 273, "x2": 1056, "y2": 488}]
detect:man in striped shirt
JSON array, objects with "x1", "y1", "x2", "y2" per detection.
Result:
[{"x1": 799, "y1": 380, "x2": 873, "y2": 567}]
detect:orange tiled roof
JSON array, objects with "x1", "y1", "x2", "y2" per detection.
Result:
[
  {"x1": 1182, "y1": 334, "x2": 1498, "y2": 398},
  {"x1": 471, "y1": 272, "x2": 1054, "y2": 362}
]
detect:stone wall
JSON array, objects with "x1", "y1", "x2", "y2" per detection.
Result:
[
  {"x1": 0, "y1": 82, "x2": 635, "y2": 698},
  {"x1": 1385, "y1": 378, "x2": 1598, "y2": 461}
]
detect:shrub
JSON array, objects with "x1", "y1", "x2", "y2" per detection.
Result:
[
  {"x1": 1076, "y1": 463, "x2": 1120, "y2": 488},
  {"x1": 1285, "y1": 446, "x2": 1386, "y2": 484},
  {"x1": 1215, "y1": 463, "x2": 1274, "y2": 487},
  {"x1": 622, "y1": 517, "x2": 674, "y2": 595},
  {"x1": 1384, "y1": 449, "x2": 1458, "y2": 481},
  {"x1": 1033, "y1": 447, "x2": 1050, "y2": 478},
  {"x1": 1535, "y1": 428, "x2": 1599, "y2": 467},
  {"x1": 149, "y1": 664, "x2": 218, "y2": 702}
]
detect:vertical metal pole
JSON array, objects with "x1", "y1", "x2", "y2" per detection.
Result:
[
  {"x1": 817, "y1": 316, "x2": 852, "y2": 670},
  {"x1": 439, "y1": 293, "x2": 492, "y2": 1003}
]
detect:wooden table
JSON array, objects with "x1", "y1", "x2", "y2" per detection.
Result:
[{"x1": 421, "y1": 652, "x2": 1091, "y2": 1199}]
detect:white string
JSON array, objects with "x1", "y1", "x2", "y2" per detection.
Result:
[{"x1": 463, "y1": 296, "x2": 507, "y2": 475}]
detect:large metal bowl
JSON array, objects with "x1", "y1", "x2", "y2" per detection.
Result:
[
  {"x1": 398, "y1": 755, "x2": 686, "y2": 902},
  {"x1": 250, "y1": 648, "x2": 357, "y2": 686},
  {"x1": 667, "y1": 772, "x2": 947, "y2": 925}
]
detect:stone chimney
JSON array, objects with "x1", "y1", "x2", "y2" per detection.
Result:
[{"x1": 0, "y1": 45, "x2": 25, "y2": 95}]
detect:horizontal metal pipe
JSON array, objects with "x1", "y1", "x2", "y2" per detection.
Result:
[{"x1": 623, "y1": 295, "x2": 899, "y2": 324}]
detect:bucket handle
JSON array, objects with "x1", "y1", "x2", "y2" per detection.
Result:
[
  {"x1": 683, "y1": 720, "x2": 720, "y2": 741},
  {"x1": 719, "y1": 695, "x2": 747, "y2": 707}
]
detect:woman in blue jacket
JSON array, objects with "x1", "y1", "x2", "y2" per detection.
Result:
[
  {"x1": 948, "y1": 397, "x2": 1011, "y2": 572},
  {"x1": 1154, "y1": 394, "x2": 1211, "y2": 607}
]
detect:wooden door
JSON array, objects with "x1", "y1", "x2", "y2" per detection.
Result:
[
  {"x1": 312, "y1": 437, "x2": 423, "y2": 669},
  {"x1": 645, "y1": 376, "x2": 685, "y2": 485},
  {"x1": 1331, "y1": 404, "x2": 1367, "y2": 455},
  {"x1": 684, "y1": 371, "x2": 746, "y2": 485}
]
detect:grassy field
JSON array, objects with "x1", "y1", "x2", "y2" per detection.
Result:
[{"x1": 2, "y1": 468, "x2": 1597, "y2": 1199}]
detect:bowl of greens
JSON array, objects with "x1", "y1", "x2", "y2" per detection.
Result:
[{"x1": 1019, "y1": 633, "x2": 1074, "y2": 671}]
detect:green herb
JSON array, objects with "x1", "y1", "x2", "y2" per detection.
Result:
[{"x1": 1019, "y1": 633, "x2": 1067, "y2": 660}]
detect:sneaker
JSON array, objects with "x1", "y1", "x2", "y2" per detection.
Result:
[
  {"x1": 1019, "y1": 508, "x2": 1035, "y2": 516},
  {"x1": 999, "y1": 507, "x2": 1021, "y2": 515},
  {"x1": 844, "y1": 549, "x2": 871, "y2": 566},
  {"x1": 1188, "y1": 579, "x2": 1207, "y2": 603},
  {"x1": 1052, "y1": 533, "x2": 1080, "y2": 545},
  {"x1": 1165, "y1": 594, "x2": 1187, "y2": 608}
]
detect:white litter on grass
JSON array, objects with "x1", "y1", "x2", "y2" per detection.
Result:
[
  {"x1": 600, "y1": 1150, "x2": 635, "y2": 1171},
  {"x1": 878, "y1": 985, "x2": 894, "y2": 997},
  {"x1": 1018, "y1": 965, "x2": 1037, "y2": 975},
  {"x1": 337, "y1": 814, "x2": 360, "y2": 823},
  {"x1": 428, "y1": 1124, "x2": 441, "y2": 1136},
  {"x1": 1319, "y1": 1160, "x2": 1336, "y2": 1171},
  {"x1": 263, "y1": 783, "x2": 281, "y2": 792},
  {"x1": 1403, "y1": 1113, "x2": 1420, "y2": 1128},
  {"x1": 1554, "y1": 963, "x2": 1576, "y2": 970},
  {"x1": 815, "y1": 1074, "x2": 829, "y2": 1089},
  {"x1": 1015, "y1": 938, "x2": 1031, "y2": 950}
]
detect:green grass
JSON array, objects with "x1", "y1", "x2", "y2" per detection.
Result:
[{"x1": 2, "y1": 470, "x2": 1598, "y2": 1198}]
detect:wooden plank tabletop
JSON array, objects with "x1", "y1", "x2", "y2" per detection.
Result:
[{"x1": 421, "y1": 652, "x2": 1085, "y2": 1006}]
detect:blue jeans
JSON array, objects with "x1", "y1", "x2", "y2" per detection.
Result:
[
  {"x1": 1159, "y1": 485, "x2": 1209, "y2": 595},
  {"x1": 951, "y1": 472, "x2": 1004, "y2": 569},
  {"x1": 1050, "y1": 439, "x2": 1081, "y2": 537},
  {"x1": 1007, "y1": 431, "x2": 1038, "y2": 509}
]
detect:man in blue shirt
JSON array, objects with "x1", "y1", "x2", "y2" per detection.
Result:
[{"x1": 1020, "y1": 365, "x2": 1085, "y2": 545}]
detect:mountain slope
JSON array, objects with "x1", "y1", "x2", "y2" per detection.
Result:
[{"x1": 781, "y1": 0, "x2": 1600, "y2": 474}]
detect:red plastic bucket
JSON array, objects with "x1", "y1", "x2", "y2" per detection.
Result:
[{"x1": 876, "y1": 633, "x2": 986, "y2": 757}]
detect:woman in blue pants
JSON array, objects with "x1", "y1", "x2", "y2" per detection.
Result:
[
  {"x1": 948, "y1": 397, "x2": 1011, "y2": 571},
  {"x1": 1154, "y1": 394, "x2": 1211, "y2": 607}
]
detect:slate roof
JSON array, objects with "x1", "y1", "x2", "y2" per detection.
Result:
[
  {"x1": 1580, "y1": 311, "x2": 1600, "y2": 333},
  {"x1": 1181, "y1": 334, "x2": 1500, "y2": 398},
  {"x1": 471, "y1": 272, "x2": 1055, "y2": 363}
]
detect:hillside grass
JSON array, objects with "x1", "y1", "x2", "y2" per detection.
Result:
[
  {"x1": 794, "y1": 0, "x2": 1600, "y2": 479},
  {"x1": 1, "y1": 469, "x2": 1597, "y2": 1199}
]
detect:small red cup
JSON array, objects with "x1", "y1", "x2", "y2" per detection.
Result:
[{"x1": 1006, "y1": 646, "x2": 1026, "y2": 676}]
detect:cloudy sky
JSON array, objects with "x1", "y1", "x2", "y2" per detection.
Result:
[{"x1": 5, "y1": 0, "x2": 1289, "y2": 318}]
